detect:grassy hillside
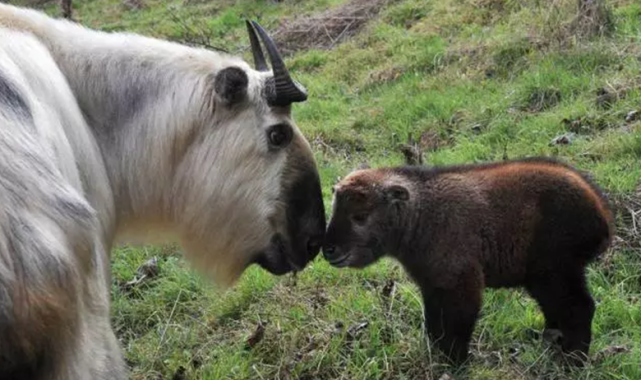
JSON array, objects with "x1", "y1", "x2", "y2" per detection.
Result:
[{"x1": 9, "y1": 0, "x2": 641, "y2": 379}]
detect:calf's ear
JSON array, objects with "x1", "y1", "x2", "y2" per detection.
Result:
[{"x1": 214, "y1": 66, "x2": 249, "y2": 106}]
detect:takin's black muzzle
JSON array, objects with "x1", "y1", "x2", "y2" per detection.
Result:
[{"x1": 285, "y1": 169, "x2": 326, "y2": 268}]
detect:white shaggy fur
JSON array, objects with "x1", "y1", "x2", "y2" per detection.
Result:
[{"x1": 0, "y1": 4, "x2": 318, "y2": 379}]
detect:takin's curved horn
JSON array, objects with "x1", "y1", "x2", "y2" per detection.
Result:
[
  {"x1": 245, "y1": 20, "x2": 268, "y2": 72},
  {"x1": 249, "y1": 20, "x2": 308, "y2": 107}
]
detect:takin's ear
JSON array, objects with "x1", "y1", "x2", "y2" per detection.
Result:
[
  {"x1": 214, "y1": 66, "x2": 249, "y2": 106},
  {"x1": 384, "y1": 184, "x2": 410, "y2": 202}
]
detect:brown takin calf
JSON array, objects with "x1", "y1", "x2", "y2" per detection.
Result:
[{"x1": 323, "y1": 157, "x2": 614, "y2": 365}]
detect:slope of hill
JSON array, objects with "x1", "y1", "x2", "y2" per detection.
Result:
[{"x1": 8, "y1": 0, "x2": 641, "y2": 379}]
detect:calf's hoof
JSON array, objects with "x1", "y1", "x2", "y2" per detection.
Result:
[{"x1": 542, "y1": 328, "x2": 563, "y2": 345}]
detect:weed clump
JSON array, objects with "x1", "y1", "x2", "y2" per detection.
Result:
[
  {"x1": 520, "y1": 86, "x2": 563, "y2": 112},
  {"x1": 541, "y1": 0, "x2": 614, "y2": 46},
  {"x1": 611, "y1": 186, "x2": 641, "y2": 251},
  {"x1": 572, "y1": 0, "x2": 614, "y2": 38},
  {"x1": 384, "y1": 0, "x2": 429, "y2": 29},
  {"x1": 562, "y1": 115, "x2": 614, "y2": 134},
  {"x1": 491, "y1": 39, "x2": 533, "y2": 78}
]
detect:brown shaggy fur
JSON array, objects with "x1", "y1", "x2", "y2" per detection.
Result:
[{"x1": 323, "y1": 157, "x2": 614, "y2": 365}]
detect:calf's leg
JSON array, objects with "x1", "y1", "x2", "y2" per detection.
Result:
[
  {"x1": 420, "y1": 265, "x2": 483, "y2": 365},
  {"x1": 526, "y1": 269, "x2": 595, "y2": 365}
]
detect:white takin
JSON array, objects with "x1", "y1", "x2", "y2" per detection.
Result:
[{"x1": 0, "y1": 4, "x2": 325, "y2": 379}]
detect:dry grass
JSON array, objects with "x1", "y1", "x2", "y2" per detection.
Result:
[
  {"x1": 539, "y1": 0, "x2": 614, "y2": 46},
  {"x1": 572, "y1": 0, "x2": 614, "y2": 38},
  {"x1": 611, "y1": 184, "x2": 641, "y2": 251},
  {"x1": 272, "y1": 0, "x2": 397, "y2": 56}
]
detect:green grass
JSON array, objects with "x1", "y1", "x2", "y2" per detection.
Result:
[{"x1": 11, "y1": 0, "x2": 641, "y2": 378}]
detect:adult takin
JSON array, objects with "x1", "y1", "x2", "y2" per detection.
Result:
[
  {"x1": 323, "y1": 158, "x2": 614, "y2": 365},
  {"x1": 0, "y1": 4, "x2": 325, "y2": 380}
]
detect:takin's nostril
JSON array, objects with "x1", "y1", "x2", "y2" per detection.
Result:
[
  {"x1": 323, "y1": 245, "x2": 336, "y2": 256},
  {"x1": 306, "y1": 237, "x2": 323, "y2": 256}
]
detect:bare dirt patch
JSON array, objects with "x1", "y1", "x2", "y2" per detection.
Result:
[{"x1": 272, "y1": 0, "x2": 397, "y2": 56}]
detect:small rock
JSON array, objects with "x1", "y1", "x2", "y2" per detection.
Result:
[
  {"x1": 471, "y1": 124, "x2": 483, "y2": 134},
  {"x1": 438, "y1": 373, "x2": 453, "y2": 380},
  {"x1": 137, "y1": 257, "x2": 160, "y2": 278},
  {"x1": 120, "y1": 257, "x2": 161, "y2": 292},
  {"x1": 550, "y1": 133, "x2": 575, "y2": 146},
  {"x1": 347, "y1": 321, "x2": 369, "y2": 340},
  {"x1": 625, "y1": 110, "x2": 639, "y2": 123}
]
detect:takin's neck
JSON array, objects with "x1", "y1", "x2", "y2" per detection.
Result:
[{"x1": 0, "y1": 4, "x2": 246, "y2": 232}]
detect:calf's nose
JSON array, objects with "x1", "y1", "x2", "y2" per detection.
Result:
[
  {"x1": 322, "y1": 244, "x2": 337, "y2": 259},
  {"x1": 306, "y1": 235, "x2": 323, "y2": 258}
]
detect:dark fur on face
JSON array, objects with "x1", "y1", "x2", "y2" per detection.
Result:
[
  {"x1": 324, "y1": 169, "x2": 410, "y2": 268},
  {"x1": 323, "y1": 157, "x2": 615, "y2": 366}
]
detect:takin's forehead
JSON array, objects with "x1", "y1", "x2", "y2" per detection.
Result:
[
  {"x1": 334, "y1": 169, "x2": 386, "y2": 194},
  {"x1": 246, "y1": 70, "x2": 275, "y2": 105},
  {"x1": 333, "y1": 168, "x2": 413, "y2": 204},
  {"x1": 334, "y1": 168, "x2": 414, "y2": 198}
]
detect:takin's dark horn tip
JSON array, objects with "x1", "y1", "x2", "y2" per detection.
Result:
[
  {"x1": 249, "y1": 20, "x2": 308, "y2": 106},
  {"x1": 245, "y1": 19, "x2": 268, "y2": 72}
]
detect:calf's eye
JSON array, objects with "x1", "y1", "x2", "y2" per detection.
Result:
[{"x1": 352, "y1": 213, "x2": 368, "y2": 224}]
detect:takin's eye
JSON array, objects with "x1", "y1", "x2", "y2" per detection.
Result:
[{"x1": 267, "y1": 123, "x2": 293, "y2": 149}]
